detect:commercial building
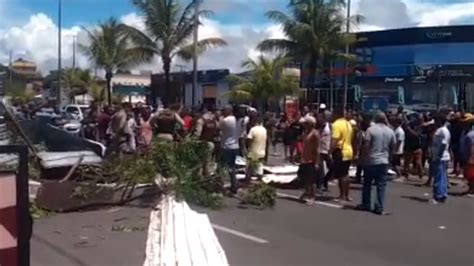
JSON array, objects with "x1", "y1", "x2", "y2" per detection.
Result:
[
  {"x1": 353, "y1": 25, "x2": 474, "y2": 111},
  {"x1": 150, "y1": 69, "x2": 230, "y2": 108},
  {"x1": 300, "y1": 25, "x2": 474, "y2": 111},
  {"x1": 111, "y1": 71, "x2": 151, "y2": 103}
]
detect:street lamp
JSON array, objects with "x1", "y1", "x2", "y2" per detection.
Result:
[
  {"x1": 343, "y1": 0, "x2": 351, "y2": 109},
  {"x1": 57, "y1": 0, "x2": 62, "y2": 107},
  {"x1": 437, "y1": 65, "x2": 442, "y2": 109},
  {"x1": 192, "y1": 0, "x2": 200, "y2": 107},
  {"x1": 72, "y1": 34, "x2": 77, "y2": 69}
]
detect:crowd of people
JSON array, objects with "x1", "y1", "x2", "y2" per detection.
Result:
[{"x1": 13, "y1": 99, "x2": 474, "y2": 214}]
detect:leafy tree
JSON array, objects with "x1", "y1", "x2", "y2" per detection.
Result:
[
  {"x1": 257, "y1": 0, "x2": 362, "y2": 104},
  {"x1": 88, "y1": 83, "x2": 107, "y2": 103},
  {"x1": 129, "y1": 0, "x2": 227, "y2": 105},
  {"x1": 6, "y1": 86, "x2": 36, "y2": 106},
  {"x1": 80, "y1": 17, "x2": 155, "y2": 106},
  {"x1": 226, "y1": 56, "x2": 299, "y2": 111}
]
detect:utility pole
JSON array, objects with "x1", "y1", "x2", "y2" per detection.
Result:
[
  {"x1": 330, "y1": 60, "x2": 334, "y2": 110},
  {"x1": 72, "y1": 35, "x2": 76, "y2": 69},
  {"x1": 192, "y1": 0, "x2": 200, "y2": 107},
  {"x1": 57, "y1": 0, "x2": 62, "y2": 107},
  {"x1": 343, "y1": 0, "x2": 351, "y2": 109},
  {"x1": 437, "y1": 65, "x2": 442, "y2": 109},
  {"x1": 176, "y1": 64, "x2": 187, "y2": 105}
]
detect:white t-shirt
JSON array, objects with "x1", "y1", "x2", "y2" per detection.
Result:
[
  {"x1": 219, "y1": 115, "x2": 239, "y2": 150},
  {"x1": 319, "y1": 122, "x2": 331, "y2": 154},
  {"x1": 394, "y1": 126, "x2": 405, "y2": 155},
  {"x1": 247, "y1": 125, "x2": 267, "y2": 159},
  {"x1": 431, "y1": 125, "x2": 451, "y2": 161},
  {"x1": 237, "y1": 116, "x2": 250, "y2": 138}
]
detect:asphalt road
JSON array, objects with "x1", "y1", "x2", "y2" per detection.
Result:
[{"x1": 31, "y1": 153, "x2": 474, "y2": 266}]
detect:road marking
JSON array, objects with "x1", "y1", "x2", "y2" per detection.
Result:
[
  {"x1": 212, "y1": 224, "x2": 269, "y2": 244},
  {"x1": 276, "y1": 192, "x2": 343, "y2": 209},
  {"x1": 106, "y1": 207, "x2": 123, "y2": 213}
]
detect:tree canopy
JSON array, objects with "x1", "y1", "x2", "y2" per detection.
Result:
[{"x1": 226, "y1": 56, "x2": 299, "y2": 109}]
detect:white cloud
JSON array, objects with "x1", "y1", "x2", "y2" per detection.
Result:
[
  {"x1": 405, "y1": 1, "x2": 474, "y2": 27},
  {"x1": 353, "y1": 0, "x2": 474, "y2": 30},
  {"x1": 0, "y1": 13, "x2": 85, "y2": 74},
  {"x1": 1, "y1": 0, "x2": 473, "y2": 75},
  {"x1": 119, "y1": 13, "x2": 281, "y2": 73}
]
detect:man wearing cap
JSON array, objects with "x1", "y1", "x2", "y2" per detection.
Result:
[
  {"x1": 298, "y1": 115, "x2": 320, "y2": 205},
  {"x1": 316, "y1": 112, "x2": 332, "y2": 192},
  {"x1": 319, "y1": 103, "x2": 327, "y2": 113}
]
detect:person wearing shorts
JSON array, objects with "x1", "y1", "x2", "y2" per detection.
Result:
[
  {"x1": 331, "y1": 108, "x2": 354, "y2": 202},
  {"x1": 403, "y1": 117, "x2": 424, "y2": 181},
  {"x1": 246, "y1": 116, "x2": 267, "y2": 183},
  {"x1": 298, "y1": 116, "x2": 320, "y2": 204}
]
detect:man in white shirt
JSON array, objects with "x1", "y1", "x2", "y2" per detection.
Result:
[
  {"x1": 236, "y1": 110, "x2": 250, "y2": 157},
  {"x1": 246, "y1": 115, "x2": 267, "y2": 182},
  {"x1": 316, "y1": 112, "x2": 331, "y2": 192},
  {"x1": 392, "y1": 117, "x2": 405, "y2": 177},
  {"x1": 429, "y1": 110, "x2": 451, "y2": 204},
  {"x1": 219, "y1": 105, "x2": 240, "y2": 194}
]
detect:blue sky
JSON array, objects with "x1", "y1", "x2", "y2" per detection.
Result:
[
  {"x1": 0, "y1": 0, "x2": 473, "y2": 73},
  {"x1": 6, "y1": 0, "x2": 288, "y2": 28},
  {"x1": 5, "y1": 0, "x2": 474, "y2": 27},
  {"x1": 5, "y1": 0, "x2": 473, "y2": 28}
]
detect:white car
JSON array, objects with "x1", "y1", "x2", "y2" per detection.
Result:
[
  {"x1": 36, "y1": 111, "x2": 82, "y2": 136},
  {"x1": 63, "y1": 104, "x2": 89, "y2": 122}
]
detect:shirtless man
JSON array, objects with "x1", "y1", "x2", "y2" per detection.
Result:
[{"x1": 298, "y1": 116, "x2": 320, "y2": 205}]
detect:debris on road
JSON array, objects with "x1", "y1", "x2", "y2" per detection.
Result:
[{"x1": 144, "y1": 196, "x2": 228, "y2": 266}]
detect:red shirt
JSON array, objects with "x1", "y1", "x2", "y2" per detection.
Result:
[{"x1": 183, "y1": 115, "x2": 193, "y2": 131}]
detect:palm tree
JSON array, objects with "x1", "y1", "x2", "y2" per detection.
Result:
[
  {"x1": 257, "y1": 0, "x2": 362, "y2": 105},
  {"x1": 88, "y1": 83, "x2": 107, "y2": 103},
  {"x1": 226, "y1": 56, "x2": 299, "y2": 111},
  {"x1": 80, "y1": 17, "x2": 155, "y2": 106},
  {"x1": 6, "y1": 86, "x2": 36, "y2": 106},
  {"x1": 129, "y1": 0, "x2": 227, "y2": 105},
  {"x1": 62, "y1": 68, "x2": 102, "y2": 103}
]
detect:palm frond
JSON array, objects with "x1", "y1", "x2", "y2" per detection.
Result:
[
  {"x1": 175, "y1": 37, "x2": 227, "y2": 61},
  {"x1": 257, "y1": 39, "x2": 296, "y2": 54}
]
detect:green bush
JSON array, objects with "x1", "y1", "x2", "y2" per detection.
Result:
[
  {"x1": 151, "y1": 140, "x2": 223, "y2": 208},
  {"x1": 240, "y1": 183, "x2": 276, "y2": 208},
  {"x1": 106, "y1": 140, "x2": 223, "y2": 208}
]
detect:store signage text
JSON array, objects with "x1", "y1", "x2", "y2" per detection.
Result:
[
  {"x1": 384, "y1": 77, "x2": 404, "y2": 83},
  {"x1": 426, "y1": 32, "x2": 452, "y2": 40}
]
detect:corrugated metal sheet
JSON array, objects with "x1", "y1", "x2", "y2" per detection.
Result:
[
  {"x1": 144, "y1": 196, "x2": 228, "y2": 266},
  {"x1": 0, "y1": 120, "x2": 18, "y2": 166},
  {"x1": 37, "y1": 151, "x2": 102, "y2": 169}
]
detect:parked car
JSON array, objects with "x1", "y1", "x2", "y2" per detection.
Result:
[
  {"x1": 36, "y1": 111, "x2": 82, "y2": 136},
  {"x1": 63, "y1": 104, "x2": 89, "y2": 122},
  {"x1": 238, "y1": 104, "x2": 257, "y2": 114}
]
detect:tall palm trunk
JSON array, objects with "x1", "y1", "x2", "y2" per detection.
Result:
[
  {"x1": 105, "y1": 71, "x2": 113, "y2": 106},
  {"x1": 163, "y1": 56, "x2": 171, "y2": 107},
  {"x1": 308, "y1": 55, "x2": 318, "y2": 107}
]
